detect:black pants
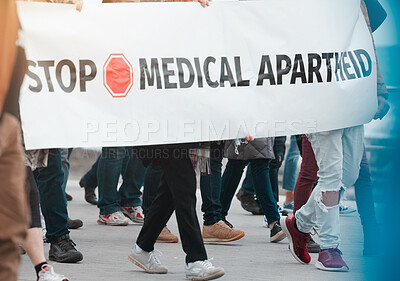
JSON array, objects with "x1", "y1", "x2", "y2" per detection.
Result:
[{"x1": 136, "y1": 148, "x2": 207, "y2": 264}]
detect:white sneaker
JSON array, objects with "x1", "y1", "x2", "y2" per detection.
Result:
[
  {"x1": 339, "y1": 203, "x2": 356, "y2": 214},
  {"x1": 97, "y1": 211, "x2": 129, "y2": 226},
  {"x1": 37, "y1": 264, "x2": 69, "y2": 281},
  {"x1": 128, "y1": 245, "x2": 168, "y2": 274},
  {"x1": 262, "y1": 216, "x2": 268, "y2": 228},
  {"x1": 185, "y1": 259, "x2": 225, "y2": 281},
  {"x1": 121, "y1": 206, "x2": 144, "y2": 224}
]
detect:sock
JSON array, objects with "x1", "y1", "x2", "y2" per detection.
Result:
[
  {"x1": 35, "y1": 262, "x2": 47, "y2": 277},
  {"x1": 135, "y1": 244, "x2": 143, "y2": 253}
]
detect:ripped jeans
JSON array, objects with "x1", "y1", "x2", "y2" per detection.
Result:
[{"x1": 295, "y1": 125, "x2": 364, "y2": 249}]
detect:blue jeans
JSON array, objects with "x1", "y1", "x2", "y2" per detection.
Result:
[
  {"x1": 296, "y1": 126, "x2": 364, "y2": 249},
  {"x1": 82, "y1": 156, "x2": 99, "y2": 189},
  {"x1": 34, "y1": 149, "x2": 69, "y2": 243},
  {"x1": 282, "y1": 136, "x2": 300, "y2": 192},
  {"x1": 200, "y1": 157, "x2": 223, "y2": 226},
  {"x1": 97, "y1": 147, "x2": 144, "y2": 215},
  {"x1": 60, "y1": 148, "x2": 73, "y2": 195},
  {"x1": 221, "y1": 159, "x2": 280, "y2": 225}
]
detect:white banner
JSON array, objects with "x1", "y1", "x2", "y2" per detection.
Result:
[{"x1": 17, "y1": 0, "x2": 377, "y2": 150}]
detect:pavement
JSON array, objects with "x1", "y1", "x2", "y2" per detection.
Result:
[{"x1": 18, "y1": 151, "x2": 376, "y2": 281}]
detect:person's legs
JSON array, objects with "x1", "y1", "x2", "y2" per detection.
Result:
[
  {"x1": 282, "y1": 130, "x2": 345, "y2": 266},
  {"x1": 293, "y1": 135, "x2": 318, "y2": 214},
  {"x1": 282, "y1": 136, "x2": 300, "y2": 206},
  {"x1": 200, "y1": 157, "x2": 223, "y2": 226},
  {"x1": 142, "y1": 163, "x2": 163, "y2": 217},
  {"x1": 295, "y1": 130, "x2": 344, "y2": 246},
  {"x1": 292, "y1": 135, "x2": 321, "y2": 253},
  {"x1": 130, "y1": 149, "x2": 224, "y2": 279},
  {"x1": 136, "y1": 148, "x2": 207, "y2": 263},
  {"x1": 240, "y1": 166, "x2": 255, "y2": 195},
  {"x1": 249, "y1": 159, "x2": 280, "y2": 226},
  {"x1": 97, "y1": 147, "x2": 128, "y2": 217},
  {"x1": 201, "y1": 156, "x2": 245, "y2": 243},
  {"x1": 23, "y1": 228, "x2": 46, "y2": 269},
  {"x1": 236, "y1": 165, "x2": 264, "y2": 215},
  {"x1": 24, "y1": 167, "x2": 67, "y2": 279},
  {"x1": 60, "y1": 148, "x2": 70, "y2": 196},
  {"x1": 0, "y1": 114, "x2": 28, "y2": 281},
  {"x1": 270, "y1": 136, "x2": 286, "y2": 204},
  {"x1": 34, "y1": 149, "x2": 83, "y2": 263},
  {"x1": 294, "y1": 127, "x2": 363, "y2": 270},
  {"x1": 60, "y1": 148, "x2": 82, "y2": 229},
  {"x1": 136, "y1": 175, "x2": 175, "y2": 251},
  {"x1": 141, "y1": 163, "x2": 178, "y2": 242},
  {"x1": 80, "y1": 155, "x2": 98, "y2": 205},
  {"x1": 220, "y1": 159, "x2": 248, "y2": 219},
  {"x1": 354, "y1": 145, "x2": 378, "y2": 255},
  {"x1": 34, "y1": 149, "x2": 69, "y2": 243},
  {"x1": 119, "y1": 149, "x2": 144, "y2": 208},
  {"x1": 161, "y1": 153, "x2": 208, "y2": 263},
  {"x1": 119, "y1": 149, "x2": 145, "y2": 223},
  {"x1": 82, "y1": 156, "x2": 99, "y2": 189}
]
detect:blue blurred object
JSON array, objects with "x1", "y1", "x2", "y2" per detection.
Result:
[
  {"x1": 365, "y1": 0, "x2": 387, "y2": 32},
  {"x1": 364, "y1": 0, "x2": 400, "y2": 280}
]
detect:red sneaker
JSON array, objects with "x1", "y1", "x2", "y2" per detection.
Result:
[
  {"x1": 280, "y1": 216, "x2": 311, "y2": 264},
  {"x1": 315, "y1": 248, "x2": 349, "y2": 272}
]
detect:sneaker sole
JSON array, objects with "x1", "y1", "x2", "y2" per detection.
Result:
[
  {"x1": 156, "y1": 238, "x2": 179, "y2": 243},
  {"x1": 186, "y1": 269, "x2": 225, "y2": 281},
  {"x1": 270, "y1": 230, "x2": 286, "y2": 243},
  {"x1": 49, "y1": 253, "x2": 83, "y2": 263},
  {"x1": 128, "y1": 255, "x2": 168, "y2": 274},
  {"x1": 203, "y1": 232, "x2": 245, "y2": 243},
  {"x1": 122, "y1": 212, "x2": 144, "y2": 224},
  {"x1": 339, "y1": 210, "x2": 356, "y2": 215},
  {"x1": 97, "y1": 219, "x2": 129, "y2": 226},
  {"x1": 280, "y1": 217, "x2": 309, "y2": 265},
  {"x1": 315, "y1": 261, "x2": 349, "y2": 272}
]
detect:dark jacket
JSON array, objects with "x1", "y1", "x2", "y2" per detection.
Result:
[{"x1": 224, "y1": 138, "x2": 275, "y2": 160}]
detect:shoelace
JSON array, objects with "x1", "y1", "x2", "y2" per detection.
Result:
[
  {"x1": 58, "y1": 237, "x2": 77, "y2": 252},
  {"x1": 148, "y1": 249, "x2": 163, "y2": 265},
  {"x1": 327, "y1": 248, "x2": 343, "y2": 258},
  {"x1": 197, "y1": 258, "x2": 215, "y2": 270}
]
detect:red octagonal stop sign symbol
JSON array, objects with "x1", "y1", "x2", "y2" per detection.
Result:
[{"x1": 103, "y1": 54, "x2": 133, "y2": 98}]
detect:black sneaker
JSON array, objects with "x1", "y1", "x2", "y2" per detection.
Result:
[
  {"x1": 307, "y1": 237, "x2": 321, "y2": 253},
  {"x1": 67, "y1": 218, "x2": 83, "y2": 230},
  {"x1": 236, "y1": 190, "x2": 263, "y2": 215},
  {"x1": 49, "y1": 234, "x2": 83, "y2": 263},
  {"x1": 270, "y1": 222, "x2": 286, "y2": 243}
]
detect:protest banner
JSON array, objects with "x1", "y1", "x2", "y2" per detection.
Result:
[{"x1": 17, "y1": 0, "x2": 377, "y2": 149}]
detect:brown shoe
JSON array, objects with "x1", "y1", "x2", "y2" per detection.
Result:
[
  {"x1": 156, "y1": 227, "x2": 178, "y2": 243},
  {"x1": 202, "y1": 221, "x2": 245, "y2": 242}
]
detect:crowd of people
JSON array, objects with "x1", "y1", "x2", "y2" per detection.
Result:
[{"x1": 0, "y1": 0, "x2": 390, "y2": 281}]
